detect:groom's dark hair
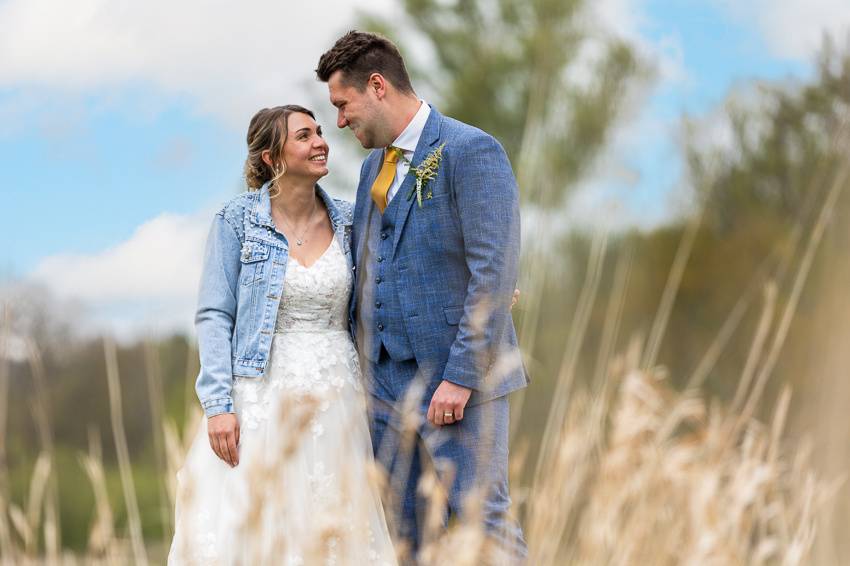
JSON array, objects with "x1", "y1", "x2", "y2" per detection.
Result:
[{"x1": 316, "y1": 31, "x2": 414, "y2": 94}]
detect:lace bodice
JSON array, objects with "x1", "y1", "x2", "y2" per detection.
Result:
[{"x1": 274, "y1": 238, "x2": 351, "y2": 333}]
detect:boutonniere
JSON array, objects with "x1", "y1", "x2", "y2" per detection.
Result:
[{"x1": 405, "y1": 143, "x2": 446, "y2": 207}]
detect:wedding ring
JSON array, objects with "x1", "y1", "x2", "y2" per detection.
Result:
[{"x1": 443, "y1": 412, "x2": 454, "y2": 418}]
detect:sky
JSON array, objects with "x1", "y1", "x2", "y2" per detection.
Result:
[{"x1": 0, "y1": 0, "x2": 848, "y2": 338}]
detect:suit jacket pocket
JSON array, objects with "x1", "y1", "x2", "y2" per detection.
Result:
[{"x1": 443, "y1": 305, "x2": 465, "y2": 326}]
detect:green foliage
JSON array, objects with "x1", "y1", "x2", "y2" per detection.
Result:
[
  {"x1": 6, "y1": 335, "x2": 195, "y2": 465},
  {"x1": 5, "y1": 334, "x2": 196, "y2": 548}
]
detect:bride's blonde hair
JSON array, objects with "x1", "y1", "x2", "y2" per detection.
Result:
[{"x1": 244, "y1": 105, "x2": 316, "y2": 195}]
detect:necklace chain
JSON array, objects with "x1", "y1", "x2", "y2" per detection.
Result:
[{"x1": 277, "y1": 194, "x2": 318, "y2": 246}]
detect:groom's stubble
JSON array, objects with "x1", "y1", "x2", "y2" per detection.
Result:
[{"x1": 350, "y1": 103, "x2": 393, "y2": 150}]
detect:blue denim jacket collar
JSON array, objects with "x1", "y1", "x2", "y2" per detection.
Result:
[{"x1": 251, "y1": 181, "x2": 352, "y2": 234}]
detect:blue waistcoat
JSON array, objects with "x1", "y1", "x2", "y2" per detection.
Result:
[{"x1": 358, "y1": 191, "x2": 414, "y2": 362}]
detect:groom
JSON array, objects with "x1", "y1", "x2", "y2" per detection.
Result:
[{"x1": 317, "y1": 31, "x2": 528, "y2": 561}]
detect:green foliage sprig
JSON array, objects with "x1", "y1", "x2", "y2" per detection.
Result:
[{"x1": 406, "y1": 143, "x2": 446, "y2": 207}]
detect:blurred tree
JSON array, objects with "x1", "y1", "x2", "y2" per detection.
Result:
[
  {"x1": 679, "y1": 40, "x2": 850, "y2": 561},
  {"x1": 673, "y1": 37, "x2": 850, "y2": 396},
  {"x1": 539, "y1": 38, "x2": 850, "y2": 400},
  {"x1": 538, "y1": 45, "x2": 850, "y2": 561},
  {"x1": 361, "y1": 0, "x2": 643, "y2": 208},
  {"x1": 2, "y1": 286, "x2": 196, "y2": 549},
  {"x1": 480, "y1": 39, "x2": 850, "y2": 537}
]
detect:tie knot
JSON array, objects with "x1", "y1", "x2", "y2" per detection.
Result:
[{"x1": 385, "y1": 146, "x2": 402, "y2": 164}]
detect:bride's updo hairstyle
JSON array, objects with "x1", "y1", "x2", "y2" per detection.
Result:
[{"x1": 244, "y1": 104, "x2": 316, "y2": 191}]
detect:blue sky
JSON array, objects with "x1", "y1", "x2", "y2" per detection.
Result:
[
  {"x1": 1, "y1": 92, "x2": 239, "y2": 266},
  {"x1": 0, "y1": 0, "x2": 845, "y2": 336}
]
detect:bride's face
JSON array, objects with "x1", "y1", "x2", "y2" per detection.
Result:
[{"x1": 280, "y1": 112, "x2": 329, "y2": 180}]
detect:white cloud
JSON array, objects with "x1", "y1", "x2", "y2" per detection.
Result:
[
  {"x1": 0, "y1": 0, "x2": 396, "y2": 127},
  {"x1": 28, "y1": 209, "x2": 212, "y2": 337},
  {"x1": 716, "y1": 0, "x2": 850, "y2": 61}
]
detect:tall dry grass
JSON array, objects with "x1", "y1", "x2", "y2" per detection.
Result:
[
  {"x1": 0, "y1": 299, "x2": 840, "y2": 565},
  {"x1": 102, "y1": 336, "x2": 148, "y2": 566},
  {"x1": 0, "y1": 306, "x2": 12, "y2": 563}
]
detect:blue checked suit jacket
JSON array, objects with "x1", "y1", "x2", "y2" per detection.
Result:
[{"x1": 350, "y1": 106, "x2": 529, "y2": 406}]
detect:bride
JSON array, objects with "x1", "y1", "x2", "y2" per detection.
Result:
[{"x1": 168, "y1": 104, "x2": 398, "y2": 565}]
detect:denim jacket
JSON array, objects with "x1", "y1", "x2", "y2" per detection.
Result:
[{"x1": 195, "y1": 182, "x2": 354, "y2": 417}]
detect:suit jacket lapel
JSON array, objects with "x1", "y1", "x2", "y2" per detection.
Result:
[{"x1": 391, "y1": 107, "x2": 443, "y2": 259}]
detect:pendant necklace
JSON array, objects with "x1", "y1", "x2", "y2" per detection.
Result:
[{"x1": 279, "y1": 196, "x2": 317, "y2": 246}]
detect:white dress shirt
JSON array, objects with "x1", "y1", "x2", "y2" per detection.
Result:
[{"x1": 386, "y1": 100, "x2": 431, "y2": 204}]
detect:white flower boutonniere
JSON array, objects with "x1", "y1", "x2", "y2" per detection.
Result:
[{"x1": 405, "y1": 143, "x2": 446, "y2": 207}]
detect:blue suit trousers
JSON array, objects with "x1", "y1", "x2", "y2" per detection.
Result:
[{"x1": 366, "y1": 347, "x2": 528, "y2": 563}]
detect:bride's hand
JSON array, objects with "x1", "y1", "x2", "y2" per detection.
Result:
[{"x1": 208, "y1": 413, "x2": 240, "y2": 467}]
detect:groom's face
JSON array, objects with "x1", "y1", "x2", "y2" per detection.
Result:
[{"x1": 327, "y1": 71, "x2": 384, "y2": 149}]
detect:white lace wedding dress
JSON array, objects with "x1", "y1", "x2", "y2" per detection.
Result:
[{"x1": 169, "y1": 238, "x2": 398, "y2": 565}]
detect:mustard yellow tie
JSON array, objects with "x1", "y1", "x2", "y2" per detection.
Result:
[{"x1": 370, "y1": 146, "x2": 402, "y2": 213}]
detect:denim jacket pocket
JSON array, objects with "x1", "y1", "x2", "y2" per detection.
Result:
[{"x1": 239, "y1": 241, "x2": 270, "y2": 286}]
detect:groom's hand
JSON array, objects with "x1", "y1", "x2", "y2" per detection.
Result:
[
  {"x1": 427, "y1": 380, "x2": 472, "y2": 426},
  {"x1": 510, "y1": 288, "x2": 520, "y2": 310},
  {"x1": 208, "y1": 413, "x2": 240, "y2": 467}
]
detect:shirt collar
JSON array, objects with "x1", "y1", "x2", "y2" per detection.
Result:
[{"x1": 391, "y1": 100, "x2": 431, "y2": 155}]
